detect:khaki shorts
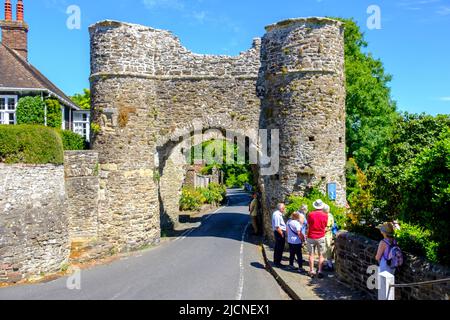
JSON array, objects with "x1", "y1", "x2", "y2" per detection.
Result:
[{"x1": 307, "y1": 237, "x2": 326, "y2": 255}]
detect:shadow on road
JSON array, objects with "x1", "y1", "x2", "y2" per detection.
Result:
[{"x1": 163, "y1": 189, "x2": 263, "y2": 245}]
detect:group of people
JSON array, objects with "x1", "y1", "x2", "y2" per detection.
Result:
[
  {"x1": 272, "y1": 199, "x2": 337, "y2": 279},
  {"x1": 253, "y1": 193, "x2": 402, "y2": 279}
]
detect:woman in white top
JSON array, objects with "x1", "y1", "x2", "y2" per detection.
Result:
[{"x1": 287, "y1": 212, "x2": 306, "y2": 273}]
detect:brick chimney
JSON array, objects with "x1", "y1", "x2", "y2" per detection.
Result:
[{"x1": 0, "y1": 0, "x2": 29, "y2": 60}]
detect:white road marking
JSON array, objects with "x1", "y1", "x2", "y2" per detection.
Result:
[
  {"x1": 174, "y1": 206, "x2": 224, "y2": 242},
  {"x1": 236, "y1": 222, "x2": 250, "y2": 301}
]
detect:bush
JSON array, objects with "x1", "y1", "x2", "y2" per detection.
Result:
[
  {"x1": 16, "y1": 96, "x2": 46, "y2": 125},
  {"x1": 180, "y1": 184, "x2": 227, "y2": 211},
  {"x1": 0, "y1": 125, "x2": 63, "y2": 164},
  {"x1": 179, "y1": 187, "x2": 206, "y2": 211},
  {"x1": 199, "y1": 183, "x2": 227, "y2": 205},
  {"x1": 57, "y1": 130, "x2": 87, "y2": 150},
  {"x1": 286, "y1": 187, "x2": 349, "y2": 230},
  {"x1": 395, "y1": 222, "x2": 439, "y2": 264}
]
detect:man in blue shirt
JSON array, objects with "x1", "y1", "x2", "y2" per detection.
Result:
[{"x1": 272, "y1": 203, "x2": 287, "y2": 268}]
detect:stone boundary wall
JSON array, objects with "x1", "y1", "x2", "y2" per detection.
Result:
[
  {"x1": 335, "y1": 231, "x2": 450, "y2": 300},
  {"x1": 64, "y1": 151, "x2": 100, "y2": 241},
  {"x1": 0, "y1": 164, "x2": 69, "y2": 283}
]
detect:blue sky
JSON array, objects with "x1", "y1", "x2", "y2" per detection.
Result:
[{"x1": 9, "y1": 0, "x2": 450, "y2": 115}]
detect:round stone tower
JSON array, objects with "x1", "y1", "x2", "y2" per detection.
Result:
[{"x1": 259, "y1": 17, "x2": 346, "y2": 220}]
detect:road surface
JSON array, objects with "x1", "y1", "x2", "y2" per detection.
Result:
[{"x1": 0, "y1": 189, "x2": 288, "y2": 300}]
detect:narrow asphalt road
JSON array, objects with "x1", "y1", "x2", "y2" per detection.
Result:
[{"x1": 0, "y1": 189, "x2": 288, "y2": 300}]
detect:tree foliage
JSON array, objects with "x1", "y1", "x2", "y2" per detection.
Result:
[
  {"x1": 336, "y1": 18, "x2": 399, "y2": 170},
  {"x1": 71, "y1": 89, "x2": 91, "y2": 110}
]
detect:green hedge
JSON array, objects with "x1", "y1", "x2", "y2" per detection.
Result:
[
  {"x1": 0, "y1": 125, "x2": 64, "y2": 164},
  {"x1": 57, "y1": 129, "x2": 87, "y2": 151}
]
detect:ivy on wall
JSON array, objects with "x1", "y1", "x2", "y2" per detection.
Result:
[
  {"x1": 16, "y1": 96, "x2": 46, "y2": 125},
  {"x1": 16, "y1": 96, "x2": 63, "y2": 129}
]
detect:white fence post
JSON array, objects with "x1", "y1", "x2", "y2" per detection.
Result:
[{"x1": 378, "y1": 271, "x2": 395, "y2": 300}]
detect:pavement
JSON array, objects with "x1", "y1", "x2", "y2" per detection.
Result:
[
  {"x1": 0, "y1": 189, "x2": 288, "y2": 300},
  {"x1": 261, "y1": 244, "x2": 370, "y2": 300}
]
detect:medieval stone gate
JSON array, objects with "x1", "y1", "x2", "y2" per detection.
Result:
[{"x1": 89, "y1": 17, "x2": 346, "y2": 251}]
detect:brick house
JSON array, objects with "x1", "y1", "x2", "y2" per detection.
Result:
[{"x1": 0, "y1": 0, "x2": 90, "y2": 141}]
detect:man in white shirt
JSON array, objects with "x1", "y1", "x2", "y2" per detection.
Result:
[{"x1": 272, "y1": 203, "x2": 287, "y2": 268}]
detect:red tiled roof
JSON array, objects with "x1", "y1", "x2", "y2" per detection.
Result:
[{"x1": 0, "y1": 42, "x2": 80, "y2": 109}]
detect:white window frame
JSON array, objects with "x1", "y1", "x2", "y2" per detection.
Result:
[
  {"x1": 0, "y1": 95, "x2": 18, "y2": 125},
  {"x1": 73, "y1": 111, "x2": 90, "y2": 142}
]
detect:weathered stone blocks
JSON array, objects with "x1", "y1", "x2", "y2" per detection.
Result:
[
  {"x1": 0, "y1": 164, "x2": 69, "y2": 283},
  {"x1": 88, "y1": 17, "x2": 347, "y2": 250}
]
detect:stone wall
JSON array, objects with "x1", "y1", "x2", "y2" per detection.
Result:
[
  {"x1": 64, "y1": 151, "x2": 100, "y2": 240},
  {"x1": 89, "y1": 17, "x2": 347, "y2": 250},
  {"x1": 335, "y1": 232, "x2": 450, "y2": 300},
  {"x1": 259, "y1": 18, "x2": 347, "y2": 236},
  {"x1": 0, "y1": 164, "x2": 69, "y2": 283}
]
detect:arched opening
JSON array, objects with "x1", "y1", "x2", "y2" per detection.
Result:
[{"x1": 156, "y1": 127, "x2": 262, "y2": 233}]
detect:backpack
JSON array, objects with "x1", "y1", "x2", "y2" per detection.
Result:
[
  {"x1": 383, "y1": 239, "x2": 404, "y2": 269},
  {"x1": 331, "y1": 222, "x2": 339, "y2": 236}
]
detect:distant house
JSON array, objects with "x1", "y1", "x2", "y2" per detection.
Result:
[{"x1": 0, "y1": 0, "x2": 90, "y2": 141}]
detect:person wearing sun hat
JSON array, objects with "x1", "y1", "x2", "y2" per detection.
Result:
[
  {"x1": 306, "y1": 199, "x2": 329, "y2": 278},
  {"x1": 375, "y1": 222, "x2": 396, "y2": 275}
]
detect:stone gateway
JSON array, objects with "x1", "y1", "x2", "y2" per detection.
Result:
[{"x1": 89, "y1": 17, "x2": 347, "y2": 251}]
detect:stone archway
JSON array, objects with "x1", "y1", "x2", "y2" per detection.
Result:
[
  {"x1": 89, "y1": 17, "x2": 347, "y2": 252},
  {"x1": 156, "y1": 122, "x2": 261, "y2": 230}
]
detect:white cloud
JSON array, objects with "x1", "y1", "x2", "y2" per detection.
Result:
[
  {"x1": 192, "y1": 11, "x2": 207, "y2": 24},
  {"x1": 142, "y1": 0, "x2": 185, "y2": 10},
  {"x1": 397, "y1": 0, "x2": 441, "y2": 10},
  {"x1": 437, "y1": 6, "x2": 450, "y2": 15}
]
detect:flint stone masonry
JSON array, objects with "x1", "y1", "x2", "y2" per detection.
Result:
[
  {"x1": 0, "y1": 164, "x2": 69, "y2": 283},
  {"x1": 64, "y1": 151, "x2": 100, "y2": 240},
  {"x1": 335, "y1": 232, "x2": 450, "y2": 300},
  {"x1": 258, "y1": 18, "x2": 346, "y2": 235},
  {"x1": 89, "y1": 17, "x2": 347, "y2": 250}
]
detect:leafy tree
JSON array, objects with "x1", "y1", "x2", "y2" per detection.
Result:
[
  {"x1": 336, "y1": 18, "x2": 399, "y2": 170},
  {"x1": 398, "y1": 131, "x2": 450, "y2": 264},
  {"x1": 368, "y1": 114, "x2": 450, "y2": 264},
  {"x1": 371, "y1": 114, "x2": 450, "y2": 216},
  {"x1": 188, "y1": 139, "x2": 254, "y2": 188},
  {"x1": 71, "y1": 89, "x2": 91, "y2": 110}
]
